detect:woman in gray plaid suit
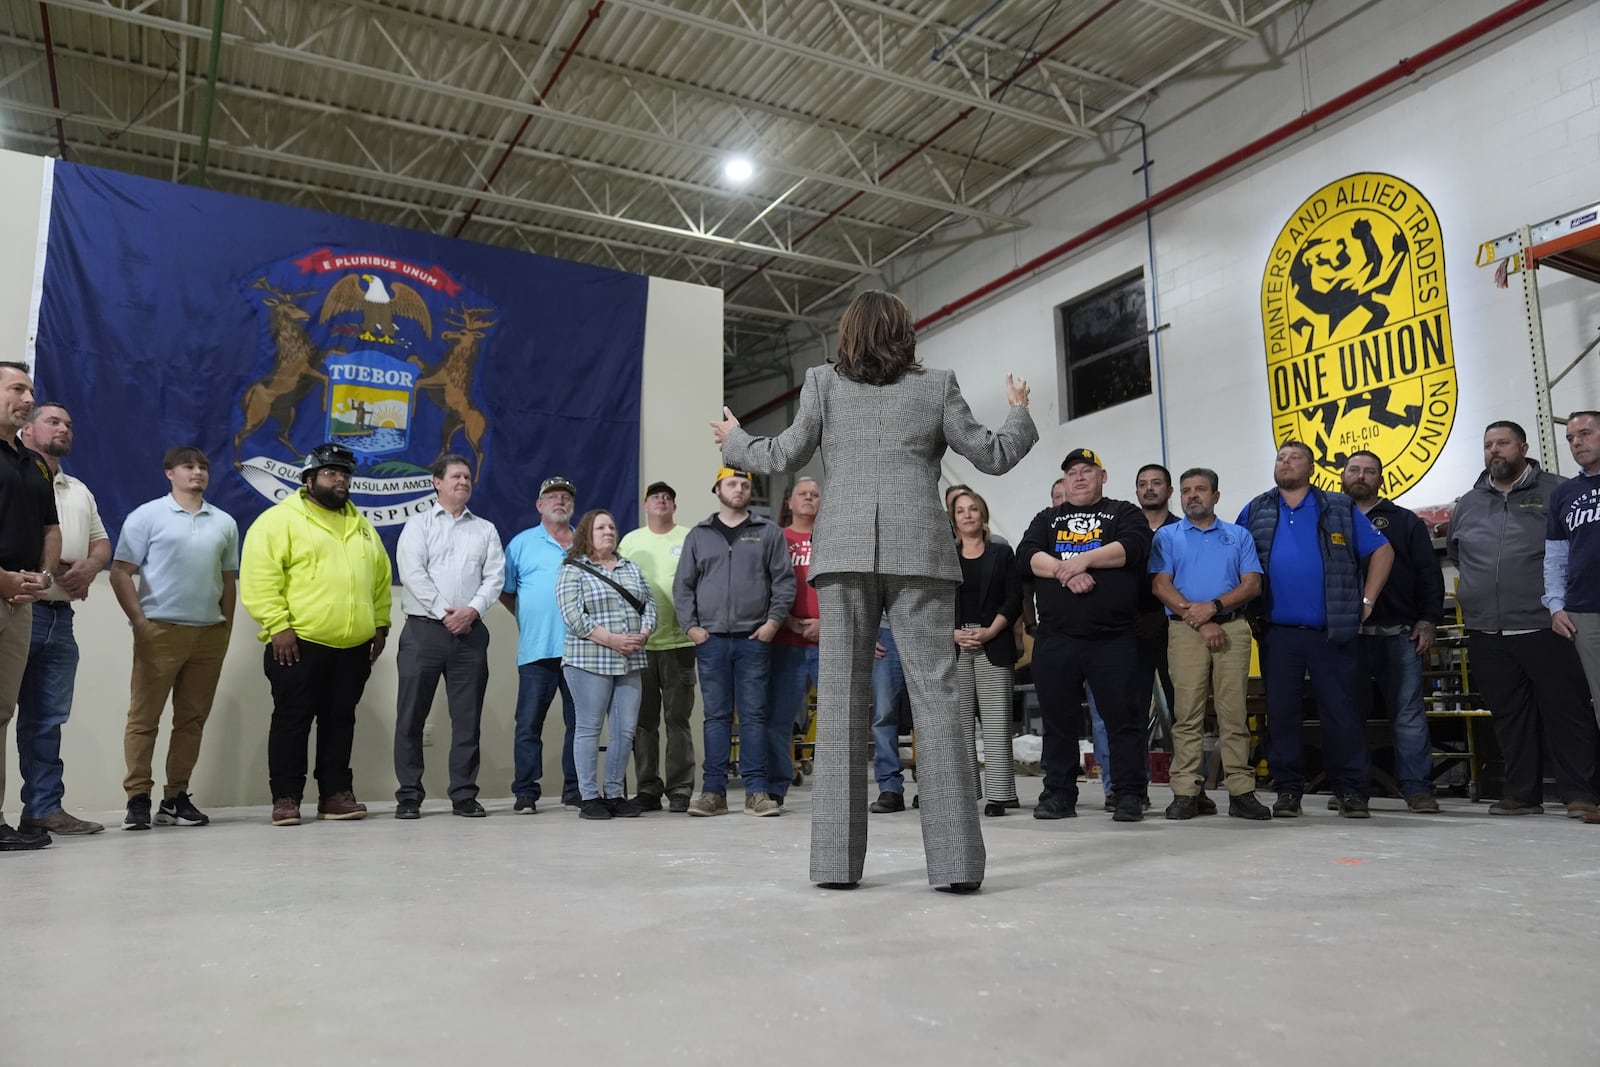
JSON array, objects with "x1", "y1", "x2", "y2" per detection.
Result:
[{"x1": 714, "y1": 291, "x2": 1036, "y2": 892}]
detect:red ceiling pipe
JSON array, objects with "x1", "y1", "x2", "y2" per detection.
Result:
[
  {"x1": 38, "y1": 3, "x2": 68, "y2": 159},
  {"x1": 916, "y1": 0, "x2": 1558, "y2": 330},
  {"x1": 451, "y1": 2, "x2": 605, "y2": 238},
  {"x1": 724, "y1": 0, "x2": 1125, "y2": 299},
  {"x1": 739, "y1": 0, "x2": 1558, "y2": 420}
]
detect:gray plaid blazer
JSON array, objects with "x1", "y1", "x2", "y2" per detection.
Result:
[{"x1": 723, "y1": 363, "x2": 1038, "y2": 584}]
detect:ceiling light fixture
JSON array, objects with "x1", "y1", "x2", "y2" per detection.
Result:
[{"x1": 723, "y1": 157, "x2": 754, "y2": 183}]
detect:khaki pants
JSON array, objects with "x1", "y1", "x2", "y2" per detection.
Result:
[
  {"x1": 1166, "y1": 617, "x2": 1254, "y2": 796},
  {"x1": 123, "y1": 620, "x2": 230, "y2": 799},
  {"x1": 0, "y1": 600, "x2": 34, "y2": 821}
]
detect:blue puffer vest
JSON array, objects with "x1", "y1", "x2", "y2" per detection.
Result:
[{"x1": 1243, "y1": 487, "x2": 1363, "y2": 642}]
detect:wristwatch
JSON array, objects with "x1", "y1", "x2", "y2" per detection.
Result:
[
  {"x1": 1361, "y1": 596, "x2": 1373, "y2": 606},
  {"x1": 1211, "y1": 598, "x2": 1225, "y2": 614}
]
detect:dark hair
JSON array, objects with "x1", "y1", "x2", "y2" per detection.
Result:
[
  {"x1": 1344, "y1": 449, "x2": 1383, "y2": 473},
  {"x1": 1485, "y1": 420, "x2": 1527, "y2": 443},
  {"x1": 835, "y1": 291, "x2": 920, "y2": 387},
  {"x1": 0, "y1": 361, "x2": 29, "y2": 376},
  {"x1": 163, "y1": 446, "x2": 209, "y2": 471},
  {"x1": 1178, "y1": 467, "x2": 1218, "y2": 492},
  {"x1": 1135, "y1": 464, "x2": 1171, "y2": 486},
  {"x1": 948, "y1": 489, "x2": 990, "y2": 541},
  {"x1": 27, "y1": 402, "x2": 67, "y2": 423},
  {"x1": 945, "y1": 483, "x2": 972, "y2": 503},
  {"x1": 430, "y1": 453, "x2": 472, "y2": 479},
  {"x1": 1278, "y1": 440, "x2": 1314, "y2": 464},
  {"x1": 1567, "y1": 410, "x2": 1600, "y2": 425},
  {"x1": 566, "y1": 509, "x2": 617, "y2": 563}
]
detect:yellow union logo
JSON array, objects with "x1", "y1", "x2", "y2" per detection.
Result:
[{"x1": 1260, "y1": 172, "x2": 1457, "y2": 497}]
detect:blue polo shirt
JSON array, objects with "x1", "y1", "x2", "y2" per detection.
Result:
[
  {"x1": 503, "y1": 523, "x2": 573, "y2": 664},
  {"x1": 114, "y1": 495, "x2": 240, "y2": 626},
  {"x1": 1236, "y1": 493, "x2": 1386, "y2": 627},
  {"x1": 1149, "y1": 516, "x2": 1262, "y2": 610}
]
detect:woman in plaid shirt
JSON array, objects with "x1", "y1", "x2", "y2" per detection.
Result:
[{"x1": 557, "y1": 509, "x2": 658, "y2": 820}]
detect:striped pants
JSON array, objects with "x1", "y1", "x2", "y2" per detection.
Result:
[
  {"x1": 957, "y1": 647, "x2": 1017, "y2": 804},
  {"x1": 811, "y1": 573, "x2": 984, "y2": 887}
]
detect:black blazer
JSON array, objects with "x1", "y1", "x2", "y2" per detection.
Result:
[{"x1": 954, "y1": 540, "x2": 1024, "y2": 669}]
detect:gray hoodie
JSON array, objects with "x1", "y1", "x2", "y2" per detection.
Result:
[
  {"x1": 1448, "y1": 461, "x2": 1566, "y2": 631},
  {"x1": 673, "y1": 512, "x2": 796, "y2": 635}
]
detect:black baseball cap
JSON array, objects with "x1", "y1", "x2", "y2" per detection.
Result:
[
  {"x1": 1061, "y1": 448, "x2": 1103, "y2": 471},
  {"x1": 644, "y1": 481, "x2": 676, "y2": 499}
]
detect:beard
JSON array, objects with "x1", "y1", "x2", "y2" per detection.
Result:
[
  {"x1": 308, "y1": 483, "x2": 349, "y2": 510},
  {"x1": 1488, "y1": 459, "x2": 1520, "y2": 482},
  {"x1": 1274, "y1": 473, "x2": 1306, "y2": 491},
  {"x1": 1344, "y1": 481, "x2": 1377, "y2": 503},
  {"x1": 40, "y1": 440, "x2": 70, "y2": 458}
]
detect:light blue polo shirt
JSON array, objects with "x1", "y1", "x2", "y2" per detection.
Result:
[
  {"x1": 1150, "y1": 516, "x2": 1262, "y2": 609},
  {"x1": 1235, "y1": 494, "x2": 1385, "y2": 628},
  {"x1": 503, "y1": 523, "x2": 573, "y2": 664},
  {"x1": 114, "y1": 495, "x2": 240, "y2": 626}
]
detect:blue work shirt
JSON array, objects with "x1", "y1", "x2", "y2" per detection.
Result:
[
  {"x1": 1236, "y1": 493, "x2": 1386, "y2": 628},
  {"x1": 503, "y1": 523, "x2": 573, "y2": 664},
  {"x1": 114, "y1": 495, "x2": 240, "y2": 626},
  {"x1": 1149, "y1": 516, "x2": 1262, "y2": 610}
]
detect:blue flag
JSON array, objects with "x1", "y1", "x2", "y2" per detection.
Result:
[{"x1": 34, "y1": 162, "x2": 647, "y2": 551}]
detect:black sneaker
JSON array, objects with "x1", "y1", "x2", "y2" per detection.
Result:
[
  {"x1": 123, "y1": 793, "x2": 152, "y2": 831},
  {"x1": 452, "y1": 799, "x2": 487, "y2": 818},
  {"x1": 1113, "y1": 795, "x2": 1145, "y2": 822},
  {"x1": 1327, "y1": 796, "x2": 1340, "y2": 811},
  {"x1": 562, "y1": 794, "x2": 582, "y2": 810},
  {"x1": 579, "y1": 798, "x2": 612, "y2": 820},
  {"x1": 1195, "y1": 792, "x2": 1218, "y2": 816},
  {"x1": 1273, "y1": 791, "x2": 1303, "y2": 818},
  {"x1": 1164, "y1": 794, "x2": 1199, "y2": 820},
  {"x1": 1103, "y1": 793, "x2": 1117, "y2": 812},
  {"x1": 157, "y1": 792, "x2": 210, "y2": 826},
  {"x1": 395, "y1": 799, "x2": 422, "y2": 820},
  {"x1": 1228, "y1": 792, "x2": 1273, "y2": 821},
  {"x1": 605, "y1": 796, "x2": 642, "y2": 818},
  {"x1": 1337, "y1": 793, "x2": 1371, "y2": 819},
  {"x1": 0, "y1": 822, "x2": 50, "y2": 850},
  {"x1": 667, "y1": 793, "x2": 691, "y2": 814},
  {"x1": 513, "y1": 795, "x2": 537, "y2": 814},
  {"x1": 1033, "y1": 794, "x2": 1077, "y2": 820},
  {"x1": 634, "y1": 793, "x2": 664, "y2": 813}
]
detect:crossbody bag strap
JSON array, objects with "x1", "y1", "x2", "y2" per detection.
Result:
[{"x1": 567, "y1": 559, "x2": 647, "y2": 616}]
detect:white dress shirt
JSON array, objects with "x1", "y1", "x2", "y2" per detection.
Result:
[{"x1": 396, "y1": 502, "x2": 505, "y2": 620}]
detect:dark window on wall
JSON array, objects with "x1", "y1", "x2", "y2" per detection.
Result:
[{"x1": 1057, "y1": 272, "x2": 1151, "y2": 419}]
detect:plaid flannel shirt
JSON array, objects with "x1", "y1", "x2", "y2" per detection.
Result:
[{"x1": 556, "y1": 555, "x2": 657, "y2": 675}]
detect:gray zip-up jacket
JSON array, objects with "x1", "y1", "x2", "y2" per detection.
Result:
[
  {"x1": 673, "y1": 512, "x2": 796, "y2": 635},
  {"x1": 1448, "y1": 461, "x2": 1565, "y2": 631}
]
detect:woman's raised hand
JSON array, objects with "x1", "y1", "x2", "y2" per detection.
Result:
[{"x1": 1006, "y1": 374, "x2": 1030, "y2": 408}]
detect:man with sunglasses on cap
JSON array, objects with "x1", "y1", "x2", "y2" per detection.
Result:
[
  {"x1": 240, "y1": 442, "x2": 392, "y2": 826},
  {"x1": 502, "y1": 475, "x2": 582, "y2": 812},
  {"x1": 619, "y1": 480, "x2": 698, "y2": 812},
  {"x1": 674, "y1": 467, "x2": 795, "y2": 817}
]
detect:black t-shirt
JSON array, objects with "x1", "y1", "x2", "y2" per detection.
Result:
[
  {"x1": 712, "y1": 515, "x2": 751, "y2": 547},
  {"x1": 958, "y1": 553, "x2": 983, "y2": 625},
  {"x1": 1137, "y1": 511, "x2": 1180, "y2": 615},
  {"x1": 1016, "y1": 497, "x2": 1151, "y2": 636},
  {"x1": 0, "y1": 436, "x2": 58, "y2": 570}
]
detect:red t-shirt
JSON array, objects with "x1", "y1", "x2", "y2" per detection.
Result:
[{"x1": 776, "y1": 525, "x2": 819, "y2": 647}]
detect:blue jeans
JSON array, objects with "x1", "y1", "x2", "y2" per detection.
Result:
[
  {"x1": 1360, "y1": 632, "x2": 1433, "y2": 798},
  {"x1": 512, "y1": 658, "x2": 578, "y2": 801},
  {"x1": 563, "y1": 666, "x2": 642, "y2": 800},
  {"x1": 696, "y1": 635, "x2": 771, "y2": 795},
  {"x1": 871, "y1": 625, "x2": 906, "y2": 792},
  {"x1": 1086, "y1": 686, "x2": 1111, "y2": 793},
  {"x1": 765, "y1": 642, "x2": 818, "y2": 800},
  {"x1": 15, "y1": 604, "x2": 78, "y2": 820}
]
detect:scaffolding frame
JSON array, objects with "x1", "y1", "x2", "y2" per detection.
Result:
[{"x1": 1476, "y1": 201, "x2": 1600, "y2": 474}]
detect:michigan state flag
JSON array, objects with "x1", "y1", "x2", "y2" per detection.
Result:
[{"x1": 32, "y1": 161, "x2": 647, "y2": 551}]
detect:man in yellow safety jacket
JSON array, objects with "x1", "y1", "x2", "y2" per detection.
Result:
[{"x1": 240, "y1": 442, "x2": 392, "y2": 827}]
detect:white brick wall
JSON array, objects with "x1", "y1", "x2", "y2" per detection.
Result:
[{"x1": 736, "y1": 0, "x2": 1600, "y2": 541}]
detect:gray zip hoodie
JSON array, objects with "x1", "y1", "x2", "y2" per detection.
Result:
[
  {"x1": 1448, "y1": 460, "x2": 1566, "y2": 631},
  {"x1": 673, "y1": 512, "x2": 796, "y2": 635}
]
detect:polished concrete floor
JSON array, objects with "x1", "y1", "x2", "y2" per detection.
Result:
[{"x1": 8, "y1": 778, "x2": 1597, "y2": 1066}]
